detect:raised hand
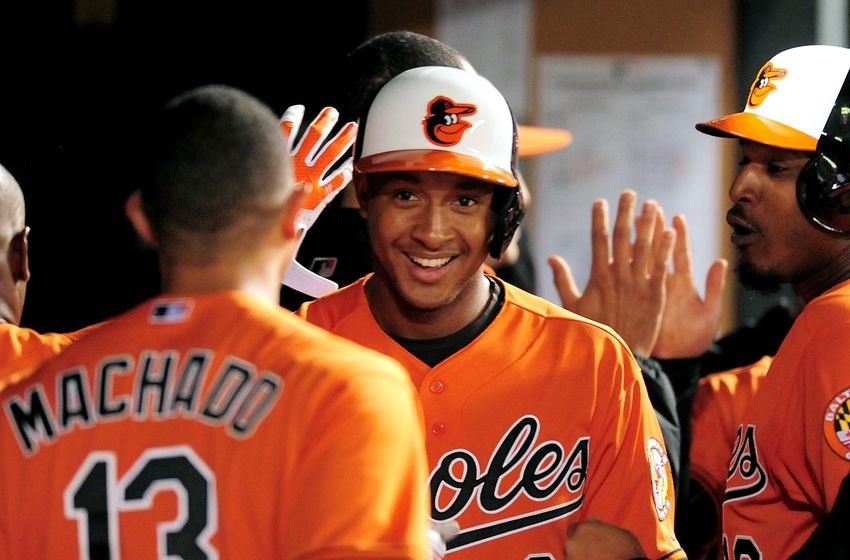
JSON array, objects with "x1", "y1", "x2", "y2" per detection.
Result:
[
  {"x1": 650, "y1": 213, "x2": 728, "y2": 358},
  {"x1": 279, "y1": 105, "x2": 357, "y2": 297},
  {"x1": 280, "y1": 104, "x2": 358, "y2": 235},
  {"x1": 548, "y1": 190, "x2": 676, "y2": 356}
]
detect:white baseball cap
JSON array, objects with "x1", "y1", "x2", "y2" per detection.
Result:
[
  {"x1": 355, "y1": 66, "x2": 519, "y2": 187},
  {"x1": 696, "y1": 44, "x2": 850, "y2": 150}
]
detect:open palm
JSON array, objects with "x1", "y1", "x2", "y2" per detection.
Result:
[{"x1": 652, "y1": 214, "x2": 728, "y2": 359}]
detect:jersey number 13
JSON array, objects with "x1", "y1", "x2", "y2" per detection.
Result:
[{"x1": 64, "y1": 445, "x2": 218, "y2": 560}]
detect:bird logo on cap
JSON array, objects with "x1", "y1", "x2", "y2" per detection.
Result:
[
  {"x1": 747, "y1": 61, "x2": 787, "y2": 108},
  {"x1": 423, "y1": 96, "x2": 477, "y2": 147}
]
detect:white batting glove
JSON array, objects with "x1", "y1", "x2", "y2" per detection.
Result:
[
  {"x1": 279, "y1": 105, "x2": 357, "y2": 297},
  {"x1": 428, "y1": 521, "x2": 460, "y2": 560}
]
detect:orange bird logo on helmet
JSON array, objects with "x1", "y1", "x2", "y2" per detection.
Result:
[
  {"x1": 747, "y1": 61, "x2": 787, "y2": 108},
  {"x1": 422, "y1": 96, "x2": 477, "y2": 146}
]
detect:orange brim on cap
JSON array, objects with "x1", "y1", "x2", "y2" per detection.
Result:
[
  {"x1": 356, "y1": 150, "x2": 519, "y2": 187},
  {"x1": 517, "y1": 125, "x2": 573, "y2": 157},
  {"x1": 695, "y1": 112, "x2": 818, "y2": 151}
]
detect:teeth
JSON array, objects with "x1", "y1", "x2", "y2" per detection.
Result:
[{"x1": 410, "y1": 256, "x2": 451, "y2": 268}]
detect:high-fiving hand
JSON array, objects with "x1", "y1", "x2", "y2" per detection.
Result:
[
  {"x1": 650, "y1": 213, "x2": 727, "y2": 358},
  {"x1": 548, "y1": 190, "x2": 728, "y2": 359},
  {"x1": 279, "y1": 105, "x2": 357, "y2": 297},
  {"x1": 548, "y1": 190, "x2": 675, "y2": 356}
]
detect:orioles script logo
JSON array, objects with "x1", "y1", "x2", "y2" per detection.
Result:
[
  {"x1": 724, "y1": 424, "x2": 768, "y2": 503},
  {"x1": 429, "y1": 415, "x2": 588, "y2": 551},
  {"x1": 422, "y1": 95, "x2": 477, "y2": 147}
]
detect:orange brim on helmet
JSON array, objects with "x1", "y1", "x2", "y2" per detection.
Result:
[
  {"x1": 695, "y1": 112, "x2": 817, "y2": 151},
  {"x1": 517, "y1": 125, "x2": 573, "y2": 157},
  {"x1": 356, "y1": 149, "x2": 518, "y2": 187}
]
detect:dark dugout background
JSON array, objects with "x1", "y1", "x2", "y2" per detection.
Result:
[{"x1": 1, "y1": 1, "x2": 368, "y2": 332}]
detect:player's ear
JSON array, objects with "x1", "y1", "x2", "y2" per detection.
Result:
[
  {"x1": 9, "y1": 226, "x2": 30, "y2": 284},
  {"x1": 354, "y1": 174, "x2": 370, "y2": 219},
  {"x1": 280, "y1": 181, "x2": 310, "y2": 241},
  {"x1": 125, "y1": 190, "x2": 158, "y2": 248}
]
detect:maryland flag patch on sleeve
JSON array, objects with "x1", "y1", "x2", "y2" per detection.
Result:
[{"x1": 823, "y1": 387, "x2": 850, "y2": 461}]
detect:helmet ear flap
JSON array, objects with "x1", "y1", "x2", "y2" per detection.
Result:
[
  {"x1": 797, "y1": 153, "x2": 850, "y2": 234},
  {"x1": 797, "y1": 151, "x2": 850, "y2": 235},
  {"x1": 798, "y1": 65, "x2": 850, "y2": 235},
  {"x1": 488, "y1": 187, "x2": 526, "y2": 259}
]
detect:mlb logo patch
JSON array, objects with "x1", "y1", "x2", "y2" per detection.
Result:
[{"x1": 149, "y1": 298, "x2": 194, "y2": 324}]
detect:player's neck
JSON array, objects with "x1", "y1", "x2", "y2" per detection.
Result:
[
  {"x1": 365, "y1": 273, "x2": 493, "y2": 340},
  {"x1": 793, "y1": 255, "x2": 850, "y2": 303},
  {"x1": 159, "y1": 256, "x2": 283, "y2": 306},
  {"x1": 0, "y1": 299, "x2": 18, "y2": 326}
]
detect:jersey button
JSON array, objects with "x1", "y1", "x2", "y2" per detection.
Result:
[
  {"x1": 429, "y1": 380, "x2": 445, "y2": 394},
  {"x1": 431, "y1": 422, "x2": 447, "y2": 435}
]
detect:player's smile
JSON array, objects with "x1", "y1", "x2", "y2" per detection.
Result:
[
  {"x1": 405, "y1": 252, "x2": 456, "y2": 283},
  {"x1": 408, "y1": 254, "x2": 452, "y2": 268}
]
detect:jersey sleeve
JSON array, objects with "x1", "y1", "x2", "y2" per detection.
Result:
[
  {"x1": 798, "y1": 326, "x2": 850, "y2": 513},
  {"x1": 0, "y1": 326, "x2": 72, "y2": 389},
  {"x1": 582, "y1": 345, "x2": 684, "y2": 559},
  {"x1": 634, "y1": 355, "x2": 682, "y2": 497}
]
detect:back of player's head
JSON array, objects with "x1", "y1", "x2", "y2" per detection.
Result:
[
  {"x1": 341, "y1": 31, "x2": 468, "y2": 123},
  {"x1": 696, "y1": 45, "x2": 850, "y2": 234},
  {"x1": 0, "y1": 162, "x2": 28, "y2": 325},
  {"x1": 137, "y1": 84, "x2": 292, "y2": 261},
  {"x1": 0, "y1": 163, "x2": 25, "y2": 238},
  {"x1": 354, "y1": 66, "x2": 523, "y2": 258}
]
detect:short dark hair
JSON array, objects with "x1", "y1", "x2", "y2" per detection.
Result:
[
  {"x1": 137, "y1": 85, "x2": 290, "y2": 262},
  {"x1": 341, "y1": 31, "x2": 467, "y2": 123}
]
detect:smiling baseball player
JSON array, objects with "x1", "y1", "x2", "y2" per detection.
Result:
[{"x1": 299, "y1": 66, "x2": 685, "y2": 559}]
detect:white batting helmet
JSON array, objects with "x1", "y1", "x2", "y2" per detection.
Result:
[
  {"x1": 354, "y1": 65, "x2": 519, "y2": 188},
  {"x1": 696, "y1": 44, "x2": 850, "y2": 150},
  {"x1": 697, "y1": 45, "x2": 850, "y2": 234}
]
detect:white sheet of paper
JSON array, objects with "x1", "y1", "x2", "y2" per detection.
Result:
[{"x1": 531, "y1": 54, "x2": 723, "y2": 305}]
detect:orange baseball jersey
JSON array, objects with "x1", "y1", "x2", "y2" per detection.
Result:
[
  {"x1": 0, "y1": 291, "x2": 430, "y2": 560},
  {"x1": 299, "y1": 275, "x2": 685, "y2": 559},
  {"x1": 722, "y1": 280, "x2": 850, "y2": 558},
  {"x1": 687, "y1": 356, "x2": 772, "y2": 560},
  {"x1": 0, "y1": 323, "x2": 101, "y2": 391}
]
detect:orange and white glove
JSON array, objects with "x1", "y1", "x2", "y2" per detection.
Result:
[{"x1": 279, "y1": 104, "x2": 357, "y2": 297}]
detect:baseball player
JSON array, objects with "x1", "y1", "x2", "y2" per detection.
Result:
[
  {"x1": 695, "y1": 44, "x2": 850, "y2": 557},
  {"x1": 280, "y1": 30, "x2": 572, "y2": 309},
  {"x1": 0, "y1": 85, "x2": 432, "y2": 559},
  {"x1": 684, "y1": 356, "x2": 772, "y2": 559},
  {"x1": 298, "y1": 66, "x2": 685, "y2": 559},
  {"x1": 0, "y1": 162, "x2": 101, "y2": 387}
]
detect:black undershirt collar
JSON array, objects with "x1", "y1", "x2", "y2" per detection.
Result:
[{"x1": 391, "y1": 276, "x2": 504, "y2": 367}]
